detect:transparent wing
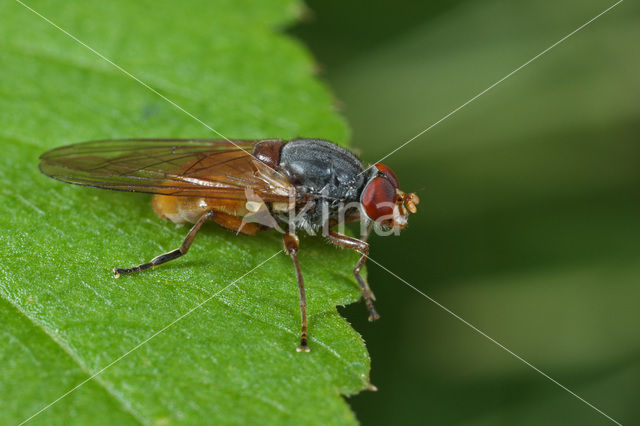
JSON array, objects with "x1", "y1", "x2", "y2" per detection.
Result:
[{"x1": 39, "y1": 139, "x2": 294, "y2": 202}]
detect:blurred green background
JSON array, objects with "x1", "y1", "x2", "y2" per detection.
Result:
[{"x1": 293, "y1": 0, "x2": 639, "y2": 424}]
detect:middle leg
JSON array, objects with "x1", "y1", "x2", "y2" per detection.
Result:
[{"x1": 283, "y1": 231, "x2": 310, "y2": 352}]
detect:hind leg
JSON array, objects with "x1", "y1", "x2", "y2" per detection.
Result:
[{"x1": 114, "y1": 210, "x2": 215, "y2": 277}]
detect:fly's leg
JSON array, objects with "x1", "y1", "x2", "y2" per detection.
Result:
[
  {"x1": 359, "y1": 222, "x2": 376, "y2": 301},
  {"x1": 283, "y1": 232, "x2": 310, "y2": 352},
  {"x1": 326, "y1": 230, "x2": 380, "y2": 321},
  {"x1": 114, "y1": 210, "x2": 215, "y2": 277}
]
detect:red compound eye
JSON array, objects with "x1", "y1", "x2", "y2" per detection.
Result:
[
  {"x1": 361, "y1": 177, "x2": 396, "y2": 221},
  {"x1": 374, "y1": 163, "x2": 399, "y2": 189}
]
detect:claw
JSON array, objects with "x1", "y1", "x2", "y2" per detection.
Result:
[{"x1": 296, "y1": 340, "x2": 311, "y2": 353}]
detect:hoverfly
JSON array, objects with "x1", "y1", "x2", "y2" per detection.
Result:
[{"x1": 39, "y1": 138, "x2": 419, "y2": 351}]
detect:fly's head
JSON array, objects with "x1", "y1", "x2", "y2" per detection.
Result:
[{"x1": 360, "y1": 163, "x2": 419, "y2": 231}]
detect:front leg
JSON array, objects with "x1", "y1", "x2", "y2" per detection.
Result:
[
  {"x1": 359, "y1": 222, "x2": 376, "y2": 301},
  {"x1": 325, "y1": 230, "x2": 380, "y2": 321}
]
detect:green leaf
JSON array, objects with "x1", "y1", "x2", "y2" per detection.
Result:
[{"x1": 0, "y1": 1, "x2": 370, "y2": 424}]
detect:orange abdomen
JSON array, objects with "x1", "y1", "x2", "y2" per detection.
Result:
[{"x1": 152, "y1": 195, "x2": 250, "y2": 224}]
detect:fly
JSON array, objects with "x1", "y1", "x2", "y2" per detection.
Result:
[{"x1": 39, "y1": 138, "x2": 419, "y2": 352}]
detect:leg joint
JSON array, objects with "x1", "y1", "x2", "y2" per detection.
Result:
[{"x1": 283, "y1": 232, "x2": 299, "y2": 255}]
